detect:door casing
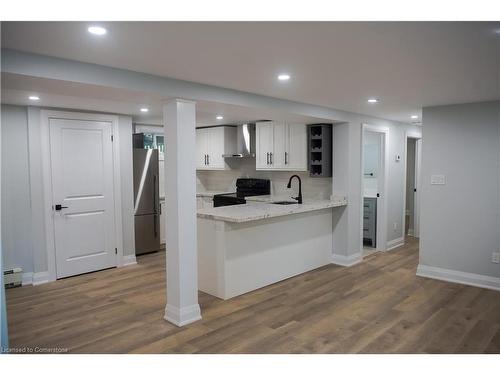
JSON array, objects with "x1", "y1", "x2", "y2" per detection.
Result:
[{"x1": 39, "y1": 110, "x2": 124, "y2": 282}]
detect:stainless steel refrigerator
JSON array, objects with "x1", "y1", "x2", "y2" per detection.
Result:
[{"x1": 133, "y1": 148, "x2": 161, "y2": 255}]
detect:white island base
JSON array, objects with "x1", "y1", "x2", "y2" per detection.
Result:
[{"x1": 198, "y1": 207, "x2": 336, "y2": 300}]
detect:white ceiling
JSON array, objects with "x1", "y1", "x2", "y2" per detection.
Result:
[
  {"x1": 1, "y1": 73, "x2": 330, "y2": 126},
  {"x1": 2, "y1": 21, "x2": 500, "y2": 123}
]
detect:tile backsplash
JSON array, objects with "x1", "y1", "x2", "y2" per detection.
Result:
[{"x1": 197, "y1": 158, "x2": 332, "y2": 199}]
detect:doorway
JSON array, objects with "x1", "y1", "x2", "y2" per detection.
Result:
[
  {"x1": 361, "y1": 125, "x2": 388, "y2": 258},
  {"x1": 40, "y1": 111, "x2": 124, "y2": 281},
  {"x1": 404, "y1": 134, "x2": 422, "y2": 239}
]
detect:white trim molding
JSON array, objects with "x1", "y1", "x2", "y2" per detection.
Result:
[
  {"x1": 331, "y1": 252, "x2": 363, "y2": 267},
  {"x1": 22, "y1": 273, "x2": 33, "y2": 286},
  {"x1": 121, "y1": 255, "x2": 137, "y2": 267},
  {"x1": 417, "y1": 264, "x2": 500, "y2": 292},
  {"x1": 386, "y1": 236, "x2": 405, "y2": 251},
  {"x1": 22, "y1": 271, "x2": 50, "y2": 286},
  {"x1": 164, "y1": 304, "x2": 202, "y2": 327}
]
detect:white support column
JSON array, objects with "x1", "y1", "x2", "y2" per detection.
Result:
[{"x1": 163, "y1": 99, "x2": 201, "y2": 327}]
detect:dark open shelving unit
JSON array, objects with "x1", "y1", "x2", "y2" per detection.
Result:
[{"x1": 307, "y1": 124, "x2": 332, "y2": 177}]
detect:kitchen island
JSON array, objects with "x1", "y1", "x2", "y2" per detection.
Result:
[{"x1": 197, "y1": 196, "x2": 347, "y2": 299}]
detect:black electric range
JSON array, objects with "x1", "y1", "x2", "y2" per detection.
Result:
[{"x1": 213, "y1": 178, "x2": 270, "y2": 207}]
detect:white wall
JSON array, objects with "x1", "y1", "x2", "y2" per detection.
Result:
[
  {"x1": 420, "y1": 101, "x2": 500, "y2": 279},
  {"x1": 0, "y1": 105, "x2": 135, "y2": 279},
  {"x1": 1, "y1": 105, "x2": 9, "y2": 350},
  {"x1": 1, "y1": 105, "x2": 34, "y2": 273}
]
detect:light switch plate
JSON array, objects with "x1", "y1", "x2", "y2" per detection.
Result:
[{"x1": 431, "y1": 175, "x2": 446, "y2": 185}]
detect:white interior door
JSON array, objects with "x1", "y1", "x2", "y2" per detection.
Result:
[
  {"x1": 414, "y1": 138, "x2": 422, "y2": 238},
  {"x1": 50, "y1": 118, "x2": 117, "y2": 278}
]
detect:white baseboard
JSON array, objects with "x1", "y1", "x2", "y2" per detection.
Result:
[
  {"x1": 22, "y1": 271, "x2": 49, "y2": 286},
  {"x1": 386, "y1": 236, "x2": 404, "y2": 251},
  {"x1": 33, "y1": 271, "x2": 49, "y2": 285},
  {"x1": 22, "y1": 272, "x2": 33, "y2": 286},
  {"x1": 331, "y1": 252, "x2": 363, "y2": 267},
  {"x1": 164, "y1": 303, "x2": 202, "y2": 327},
  {"x1": 121, "y1": 254, "x2": 137, "y2": 267},
  {"x1": 416, "y1": 264, "x2": 500, "y2": 292}
]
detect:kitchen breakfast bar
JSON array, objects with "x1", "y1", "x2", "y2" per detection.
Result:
[{"x1": 196, "y1": 196, "x2": 347, "y2": 299}]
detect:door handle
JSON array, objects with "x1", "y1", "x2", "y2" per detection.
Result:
[
  {"x1": 285, "y1": 152, "x2": 288, "y2": 165},
  {"x1": 153, "y1": 174, "x2": 157, "y2": 213},
  {"x1": 55, "y1": 204, "x2": 68, "y2": 211},
  {"x1": 153, "y1": 215, "x2": 158, "y2": 238}
]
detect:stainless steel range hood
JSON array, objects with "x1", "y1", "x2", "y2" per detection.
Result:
[{"x1": 223, "y1": 123, "x2": 256, "y2": 158}]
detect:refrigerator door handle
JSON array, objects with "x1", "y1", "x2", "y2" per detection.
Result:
[
  {"x1": 153, "y1": 214, "x2": 158, "y2": 238},
  {"x1": 153, "y1": 174, "x2": 157, "y2": 213}
]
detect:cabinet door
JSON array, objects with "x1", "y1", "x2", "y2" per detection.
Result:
[
  {"x1": 196, "y1": 128, "x2": 209, "y2": 170},
  {"x1": 207, "y1": 127, "x2": 225, "y2": 169},
  {"x1": 256, "y1": 122, "x2": 274, "y2": 169},
  {"x1": 272, "y1": 121, "x2": 287, "y2": 169},
  {"x1": 286, "y1": 123, "x2": 308, "y2": 170}
]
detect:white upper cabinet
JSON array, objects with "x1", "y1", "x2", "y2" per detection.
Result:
[
  {"x1": 196, "y1": 126, "x2": 237, "y2": 170},
  {"x1": 256, "y1": 121, "x2": 307, "y2": 171}
]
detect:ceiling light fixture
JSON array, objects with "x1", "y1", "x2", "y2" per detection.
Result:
[
  {"x1": 277, "y1": 74, "x2": 290, "y2": 81},
  {"x1": 411, "y1": 115, "x2": 419, "y2": 119},
  {"x1": 216, "y1": 115, "x2": 224, "y2": 120},
  {"x1": 28, "y1": 96, "x2": 40, "y2": 101},
  {"x1": 88, "y1": 26, "x2": 107, "y2": 36},
  {"x1": 367, "y1": 98, "x2": 379, "y2": 103},
  {"x1": 140, "y1": 108, "x2": 149, "y2": 113}
]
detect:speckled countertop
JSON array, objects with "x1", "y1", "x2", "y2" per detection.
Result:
[
  {"x1": 197, "y1": 196, "x2": 347, "y2": 223},
  {"x1": 196, "y1": 190, "x2": 234, "y2": 198}
]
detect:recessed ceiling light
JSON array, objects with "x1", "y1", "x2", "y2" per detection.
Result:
[
  {"x1": 216, "y1": 115, "x2": 224, "y2": 120},
  {"x1": 28, "y1": 96, "x2": 40, "y2": 101},
  {"x1": 277, "y1": 74, "x2": 290, "y2": 81},
  {"x1": 140, "y1": 108, "x2": 149, "y2": 113},
  {"x1": 88, "y1": 26, "x2": 107, "y2": 36},
  {"x1": 367, "y1": 98, "x2": 379, "y2": 103},
  {"x1": 411, "y1": 115, "x2": 419, "y2": 119}
]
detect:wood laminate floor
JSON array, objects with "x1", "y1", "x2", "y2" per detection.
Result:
[{"x1": 6, "y1": 237, "x2": 500, "y2": 353}]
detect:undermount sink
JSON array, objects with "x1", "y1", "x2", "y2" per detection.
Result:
[{"x1": 272, "y1": 201, "x2": 298, "y2": 205}]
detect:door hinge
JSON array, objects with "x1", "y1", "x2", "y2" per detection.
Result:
[
  {"x1": 111, "y1": 135, "x2": 114, "y2": 142},
  {"x1": 115, "y1": 248, "x2": 117, "y2": 255}
]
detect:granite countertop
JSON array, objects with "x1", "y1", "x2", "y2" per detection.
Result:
[
  {"x1": 197, "y1": 196, "x2": 347, "y2": 223},
  {"x1": 196, "y1": 190, "x2": 234, "y2": 198}
]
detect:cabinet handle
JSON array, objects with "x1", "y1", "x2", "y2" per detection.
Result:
[
  {"x1": 270, "y1": 152, "x2": 273, "y2": 165},
  {"x1": 285, "y1": 152, "x2": 288, "y2": 165},
  {"x1": 266, "y1": 152, "x2": 270, "y2": 165},
  {"x1": 207, "y1": 154, "x2": 209, "y2": 165},
  {"x1": 204, "y1": 155, "x2": 207, "y2": 165}
]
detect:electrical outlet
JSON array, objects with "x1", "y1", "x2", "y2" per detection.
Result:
[{"x1": 492, "y1": 252, "x2": 500, "y2": 264}]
